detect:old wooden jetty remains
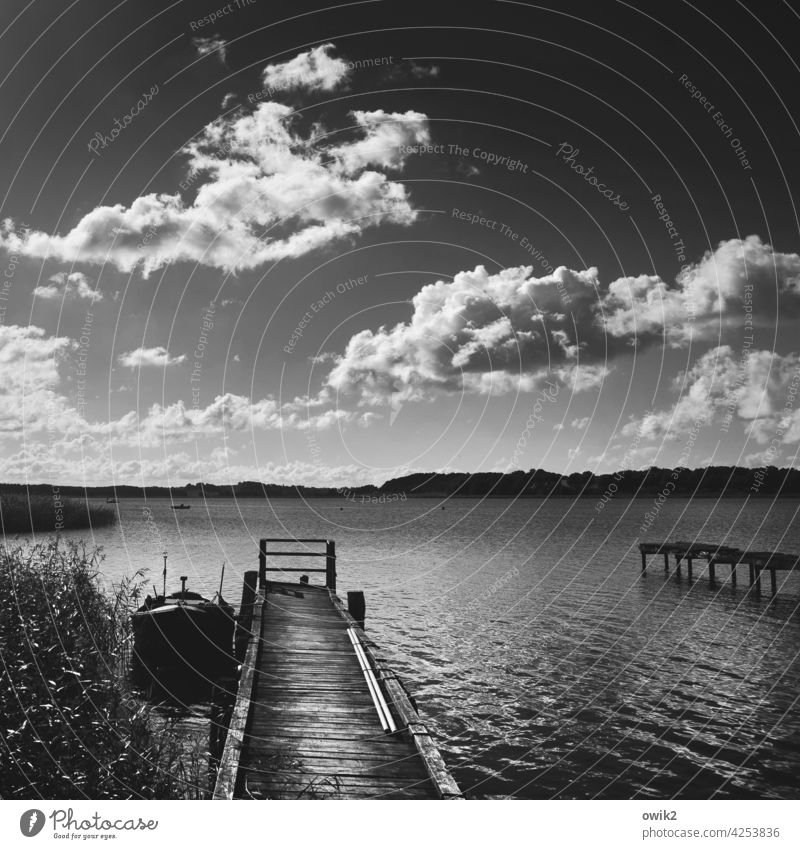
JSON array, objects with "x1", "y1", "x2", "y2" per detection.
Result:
[
  {"x1": 213, "y1": 538, "x2": 462, "y2": 799},
  {"x1": 639, "y1": 541, "x2": 800, "y2": 596}
]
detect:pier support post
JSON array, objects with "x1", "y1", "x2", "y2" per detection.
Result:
[
  {"x1": 348, "y1": 591, "x2": 366, "y2": 628},
  {"x1": 708, "y1": 561, "x2": 715, "y2": 585},
  {"x1": 687, "y1": 557, "x2": 693, "y2": 580},
  {"x1": 663, "y1": 551, "x2": 669, "y2": 572},
  {"x1": 236, "y1": 571, "x2": 258, "y2": 663},
  {"x1": 676, "y1": 556, "x2": 682, "y2": 579},
  {"x1": 731, "y1": 564, "x2": 736, "y2": 586},
  {"x1": 770, "y1": 568, "x2": 777, "y2": 597},
  {"x1": 749, "y1": 564, "x2": 755, "y2": 587},
  {"x1": 259, "y1": 540, "x2": 267, "y2": 589},
  {"x1": 755, "y1": 567, "x2": 762, "y2": 595},
  {"x1": 641, "y1": 550, "x2": 647, "y2": 573},
  {"x1": 326, "y1": 540, "x2": 337, "y2": 593}
]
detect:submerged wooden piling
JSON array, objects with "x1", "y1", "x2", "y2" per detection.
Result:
[
  {"x1": 638, "y1": 541, "x2": 798, "y2": 599},
  {"x1": 348, "y1": 590, "x2": 366, "y2": 629}
]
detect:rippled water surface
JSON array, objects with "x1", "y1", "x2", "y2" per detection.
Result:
[{"x1": 58, "y1": 495, "x2": 800, "y2": 798}]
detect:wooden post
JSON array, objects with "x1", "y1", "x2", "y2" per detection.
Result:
[
  {"x1": 730, "y1": 564, "x2": 736, "y2": 586},
  {"x1": 676, "y1": 556, "x2": 682, "y2": 578},
  {"x1": 687, "y1": 556, "x2": 693, "y2": 580},
  {"x1": 348, "y1": 590, "x2": 366, "y2": 628},
  {"x1": 709, "y1": 560, "x2": 716, "y2": 584},
  {"x1": 749, "y1": 564, "x2": 755, "y2": 587},
  {"x1": 326, "y1": 539, "x2": 336, "y2": 592},
  {"x1": 641, "y1": 550, "x2": 647, "y2": 573},
  {"x1": 663, "y1": 551, "x2": 669, "y2": 572},
  {"x1": 258, "y1": 539, "x2": 267, "y2": 589},
  {"x1": 235, "y1": 571, "x2": 258, "y2": 663},
  {"x1": 770, "y1": 568, "x2": 777, "y2": 597},
  {"x1": 755, "y1": 567, "x2": 762, "y2": 595}
]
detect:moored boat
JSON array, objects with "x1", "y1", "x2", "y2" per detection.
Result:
[
  {"x1": 170, "y1": 503, "x2": 191, "y2": 510},
  {"x1": 132, "y1": 575, "x2": 235, "y2": 672}
]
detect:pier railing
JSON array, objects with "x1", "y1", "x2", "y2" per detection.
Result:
[{"x1": 258, "y1": 537, "x2": 336, "y2": 592}]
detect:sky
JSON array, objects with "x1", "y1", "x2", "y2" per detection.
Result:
[{"x1": 1, "y1": 0, "x2": 800, "y2": 487}]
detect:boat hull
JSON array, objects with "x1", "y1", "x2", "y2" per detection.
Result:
[{"x1": 132, "y1": 603, "x2": 235, "y2": 672}]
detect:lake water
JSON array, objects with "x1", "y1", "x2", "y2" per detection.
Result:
[{"x1": 50, "y1": 495, "x2": 800, "y2": 799}]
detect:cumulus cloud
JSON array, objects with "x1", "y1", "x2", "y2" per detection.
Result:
[
  {"x1": 118, "y1": 346, "x2": 187, "y2": 368},
  {"x1": 261, "y1": 43, "x2": 349, "y2": 93},
  {"x1": 329, "y1": 110, "x2": 430, "y2": 174},
  {"x1": 0, "y1": 49, "x2": 428, "y2": 276},
  {"x1": 193, "y1": 35, "x2": 227, "y2": 64},
  {"x1": 34, "y1": 271, "x2": 100, "y2": 302},
  {"x1": 622, "y1": 346, "x2": 800, "y2": 447},
  {"x1": 322, "y1": 264, "x2": 618, "y2": 409},
  {"x1": 0, "y1": 325, "x2": 76, "y2": 433},
  {"x1": 319, "y1": 237, "x2": 800, "y2": 412},
  {"x1": 603, "y1": 235, "x2": 800, "y2": 345}
]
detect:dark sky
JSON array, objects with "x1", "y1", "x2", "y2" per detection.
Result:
[{"x1": 1, "y1": 0, "x2": 799, "y2": 485}]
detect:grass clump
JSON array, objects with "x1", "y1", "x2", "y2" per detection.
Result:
[
  {"x1": 0, "y1": 539, "x2": 205, "y2": 799},
  {"x1": 0, "y1": 494, "x2": 116, "y2": 535}
]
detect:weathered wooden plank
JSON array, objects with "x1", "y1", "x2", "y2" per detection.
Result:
[
  {"x1": 213, "y1": 590, "x2": 264, "y2": 800},
  {"x1": 219, "y1": 569, "x2": 459, "y2": 800}
]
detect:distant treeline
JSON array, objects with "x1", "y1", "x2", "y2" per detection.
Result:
[{"x1": 1, "y1": 465, "x2": 799, "y2": 499}]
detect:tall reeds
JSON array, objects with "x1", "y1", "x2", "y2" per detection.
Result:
[
  {"x1": 0, "y1": 539, "x2": 207, "y2": 798},
  {"x1": 0, "y1": 494, "x2": 117, "y2": 535}
]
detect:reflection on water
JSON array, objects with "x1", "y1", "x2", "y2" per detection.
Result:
[{"x1": 56, "y1": 495, "x2": 800, "y2": 798}]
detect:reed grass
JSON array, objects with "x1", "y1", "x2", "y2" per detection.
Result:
[
  {"x1": 0, "y1": 494, "x2": 117, "y2": 535},
  {"x1": 0, "y1": 539, "x2": 209, "y2": 799}
]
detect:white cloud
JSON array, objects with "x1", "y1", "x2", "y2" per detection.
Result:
[
  {"x1": 261, "y1": 43, "x2": 349, "y2": 93},
  {"x1": 34, "y1": 271, "x2": 101, "y2": 302},
  {"x1": 319, "y1": 238, "x2": 800, "y2": 412},
  {"x1": 0, "y1": 324, "x2": 76, "y2": 433},
  {"x1": 118, "y1": 346, "x2": 187, "y2": 368},
  {"x1": 408, "y1": 61, "x2": 440, "y2": 79},
  {"x1": 193, "y1": 35, "x2": 227, "y2": 64},
  {"x1": 329, "y1": 110, "x2": 430, "y2": 174},
  {"x1": 571, "y1": 416, "x2": 591, "y2": 430},
  {"x1": 0, "y1": 98, "x2": 427, "y2": 276},
  {"x1": 622, "y1": 346, "x2": 800, "y2": 448},
  {"x1": 603, "y1": 235, "x2": 800, "y2": 345}
]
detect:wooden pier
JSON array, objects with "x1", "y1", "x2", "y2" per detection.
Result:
[
  {"x1": 213, "y1": 539, "x2": 461, "y2": 800},
  {"x1": 639, "y1": 541, "x2": 800, "y2": 596}
]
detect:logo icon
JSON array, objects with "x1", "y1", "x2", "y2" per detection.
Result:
[{"x1": 20, "y1": 810, "x2": 45, "y2": 837}]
